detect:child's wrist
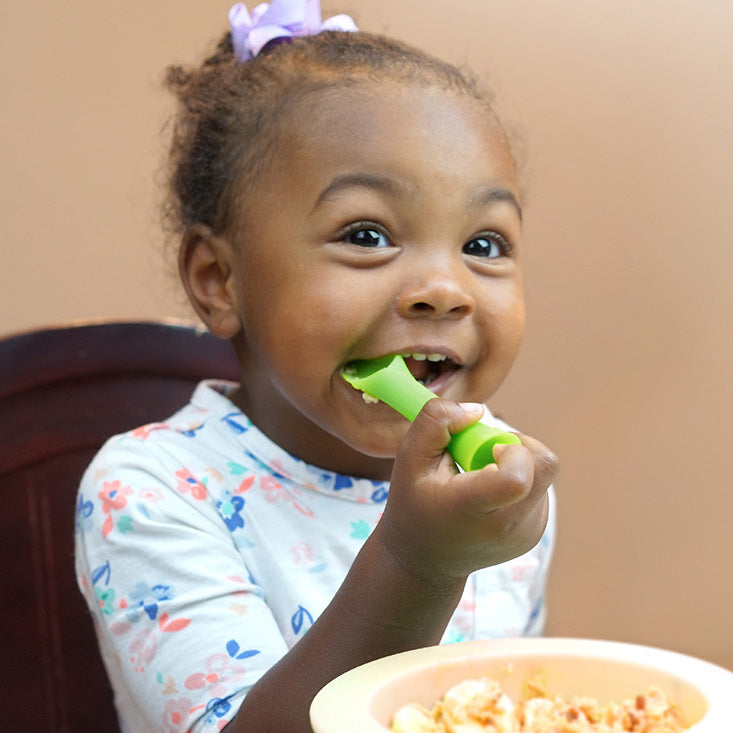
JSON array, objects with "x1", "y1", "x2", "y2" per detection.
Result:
[{"x1": 368, "y1": 524, "x2": 469, "y2": 595}]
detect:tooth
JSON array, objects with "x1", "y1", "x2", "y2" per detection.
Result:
[
  {"x1": 362, "y1": 392, "x2": 380, "y2": 404},
  {"x1": 427, "y1": 353, "x2": 446, "y2": 362},
  {"x1": 411, "y1": 353, "x2": 427, "y2": 361}
]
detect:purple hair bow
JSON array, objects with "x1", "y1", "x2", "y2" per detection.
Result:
[{"x1": 229, "y1": 0, "x2": 358, "y2": 61}]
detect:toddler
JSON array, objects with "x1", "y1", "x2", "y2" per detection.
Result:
[{"x1": 75, "y1": 2, "x2": 559, "y2": 731}]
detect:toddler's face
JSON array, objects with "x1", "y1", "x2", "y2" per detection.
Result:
[{"x1": 225, "y1": 80, "x2": 525, "y2": 479}]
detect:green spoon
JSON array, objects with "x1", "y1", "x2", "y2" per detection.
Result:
[{"x1": 342, "y1": 354, "x2": 521, "y2": 471}]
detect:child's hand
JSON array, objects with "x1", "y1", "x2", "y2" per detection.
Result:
[{"x1": 376, "y1": 399, "x2": 558, "y2": 584}]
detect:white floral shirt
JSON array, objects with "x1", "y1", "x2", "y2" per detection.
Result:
[{"x1": 75, "y1": 381, "x2": 555, "y2": 732}]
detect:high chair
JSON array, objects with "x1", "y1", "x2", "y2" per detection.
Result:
[{"x1": 0, "y1": 319, "x2": 240, "y2": 732}]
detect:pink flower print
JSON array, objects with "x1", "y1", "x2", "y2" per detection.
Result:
[
  {"x1": 268, "y1": 458, "x2": 293, "y2": 481},
  {"x1": 226, "y1": 576, "x2": 249, "y2": 615},
  {"x1": 184, "y1": 652, "x2": 245, "y2": 699},
  {"x1": 98, "y1": 480, "x2": 134, "y2": 538},
  {"x1": 259, "y1": 476, "x2": 315, "y2": 517},
  {"x1": 510, "y1": 557, "x2": 538, "y2": 583},
  {"x1": 129, "y1": 627, "x2": 157, "y2": 673},
  {"x1": 175, "y1": 469, "x2": 208, "y2": 501},
  {"x1": 158, "y1": 613, "x2": 191, "y2": 633},
  {"x1": 162, "y1": 696, "x2": 194, "y2": 733},
  {"x1": 234, "y1": 475, "x2": 255, "y2": 494},
  {"x1": 290, "y1": 541, "x2": 326, "y2": 573},
  {"x1": 132, "y1": 422, "x2": 167, "y2": 439},
  {"x1": 291, "y1": 541, "x2": 315, "y2": 566},
  {"x1": 259, "y1": 475, "x2": 287, "y2": 502},
  {"x1": 139, "y1": 485, "x2": 164, "y2": 503},
  {"x1": 99, "y1": 480, "x2": 133, "y2": 514}
]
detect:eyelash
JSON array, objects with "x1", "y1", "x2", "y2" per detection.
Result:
[
  {"x1": 463, "y1": 232, "x2": 513, "y2": 259},
  {"x1": 337, "y1": 221, "x2": 392, "y2": 248},
  {"x1": 336, "y1": 222, "x2": 513, "y2": 258}
]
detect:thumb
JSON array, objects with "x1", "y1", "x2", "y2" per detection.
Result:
[{"x1": 395, "y1": 398, "x2": 485, "y2": 472}]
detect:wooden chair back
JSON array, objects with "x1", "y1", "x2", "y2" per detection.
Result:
[{"x1": 0, "y1": 320, "x2": 240, "y2": 731}]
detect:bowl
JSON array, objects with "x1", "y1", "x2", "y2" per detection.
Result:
[{"x1": 310, "y1": 637, "x2": 733, "y2": 732}]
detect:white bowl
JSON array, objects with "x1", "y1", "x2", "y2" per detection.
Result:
[{"x1": 310, "y1": 638, "x2": 733, "y2": 732}]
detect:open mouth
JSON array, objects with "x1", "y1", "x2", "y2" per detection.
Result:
[
  {"x1": 342, "y1": 352, "x2": 462, "y2": 407},
  {"x1": 400, "y1": 352, "x2": 459, "y2": 388}
]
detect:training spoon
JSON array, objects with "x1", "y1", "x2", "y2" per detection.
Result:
[{"x1": 342, "y1": 354, "x2": 521, "y2": 471}]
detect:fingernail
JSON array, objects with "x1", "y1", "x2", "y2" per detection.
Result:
[
  {"x1": 460, "y1": 402, "x2": 485, "y2": 418},
  {"x1": 492, "y1": 442, "x2": 510, "y2": 461}
]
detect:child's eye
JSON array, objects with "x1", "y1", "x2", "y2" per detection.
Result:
[
  {"x1": 340, "y1": 223, "x2": 392, "y2": 248},
  {"x1": 462, "y1": 232, "x2": 512, "y2": 259}
]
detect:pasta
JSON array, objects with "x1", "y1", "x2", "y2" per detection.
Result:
[{"x1": 390, "y1": 676, "x2": 689, "y2": 732}]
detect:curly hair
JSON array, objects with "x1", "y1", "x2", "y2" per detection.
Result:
[{"x1": 162, "y1": 29, "x2": 505, "y2": 238}]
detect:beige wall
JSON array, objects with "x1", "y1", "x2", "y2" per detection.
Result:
[{"x1": 3, "y1": 1, "x2": 732, "y2": 669}]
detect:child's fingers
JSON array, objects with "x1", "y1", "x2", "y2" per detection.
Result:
[
  {"x1": 506, "y1": 433, "x2": 559, "y2": 495},
  {"x1": 471, "y1": 434, "x2": 558, "y2": 511},
  {"x1": 395, "y1": 398, "x2": 485, "y2": 472},
  {"x1": 477, "y1": 442, "x2": 536, "y2": 509},
  {"x1": 385, "y1": 402, "x2": 557, "y2": 578}
]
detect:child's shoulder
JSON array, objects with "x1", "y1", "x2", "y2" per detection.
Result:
[
  {"x1": 88, "y1": 379, "x2": 244, "y2": 469},
  {"x1": 122, "y1": 379, "x2": 240, "y2": 441}
]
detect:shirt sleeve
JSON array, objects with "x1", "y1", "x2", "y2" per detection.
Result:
[{"x1": 75, "y1": 434, "x2": 287, "y2": 733}]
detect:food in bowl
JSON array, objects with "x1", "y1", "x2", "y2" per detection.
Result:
[
  {"x1": 309, "y1": 638, "x2": 733, "y2": 732},
  {"x1": 391, "y1": 676, "x2": 688, "y2": 732}
]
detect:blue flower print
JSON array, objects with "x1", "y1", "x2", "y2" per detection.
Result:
[
  {"x1": 76, "y1": 494, "x2": 94, "y2": 532},
  {"x1": 204, "y1": 695, "x2": 233, "y2": 724},
  {"x1": 128, "y1": 581, "x2": 173, "y2": 621},
  {"x1": 370, "y1": 483, "x2": 388, "y2": 503},
  {"x1": 333, "y1": 474, "x2": 354, "y2": 491},
  {"x1": 527, "y1": 598, "x2": 543, "y2": 627},
  {"x1": 305, "y1": 465, "x2": 332, "y2": 484},
  {"x1": 221, "y1": 412, "x2": 250, "y2": 434},
  {"x1": 91, "y1": 560, "x2": 111, "y2": 587},
  {"x1": 241, "y1": 449, "x2": 288, "y2": 482},
  {"x1": 217, "y1": 493, "x2": 245, "y2": 532},
  {"x1": 225, "y1": 640, "x2": 260, "y2": 660},
  {"x1": 177, "y1": 422, "x2": 204, "y2": 438},
  {"x1": 291, "y1": 605, "x2": 313, "y2": 636}
]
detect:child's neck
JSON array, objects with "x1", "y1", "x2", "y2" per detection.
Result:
[{"x1": 228, "y1": 385, "x2": 395, "y2": 482}]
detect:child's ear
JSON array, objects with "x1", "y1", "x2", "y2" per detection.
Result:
[{"x1": 179, "y1": 224, "x2": 242, "y2": 339}]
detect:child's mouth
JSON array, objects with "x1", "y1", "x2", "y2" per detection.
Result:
[
  {"x1": 342, "y1": 352, "x2": 461, "y2": 407},
  {"x1": 343, "y1": 352, "x2": 460, "y2": 405},
  {"x1": 400, "y1": 352, "x2": 457, "y2": 387}
]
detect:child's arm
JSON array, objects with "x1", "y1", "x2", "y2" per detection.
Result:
[{"x1": 229, "y1": 399, "x2": 558, "y2": 733}]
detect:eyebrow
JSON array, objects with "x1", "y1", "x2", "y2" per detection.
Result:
[
  {"x1": 313, "y1": 173, "x2": 522, "y2": 220},
  {"x1": 468, "y1": 186, "x2": 523, "y2": 221},
  {"x1": 313, "y1": 173, "x2": 417, "y2": 210}
]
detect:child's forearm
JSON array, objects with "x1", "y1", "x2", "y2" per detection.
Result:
[{"x1": 226, "y1": 531, "x2": 467, "y2": 733}]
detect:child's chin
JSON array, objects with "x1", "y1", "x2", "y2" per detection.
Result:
[{"x1": 345, "y1": 425, "x2": 408, "y2": 460}]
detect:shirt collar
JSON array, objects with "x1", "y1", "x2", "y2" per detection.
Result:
[{"x1": 193, "y1": 380, "x2": 390, "y2": 504}]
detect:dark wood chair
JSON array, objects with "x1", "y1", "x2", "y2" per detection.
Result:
[{"x1": 0, "y1": 320, "x2": 240, "y2": 732}]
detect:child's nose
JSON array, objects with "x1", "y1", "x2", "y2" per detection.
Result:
[{"x1": 396, "y1": 267, "x2": 476, "y2": 320}]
